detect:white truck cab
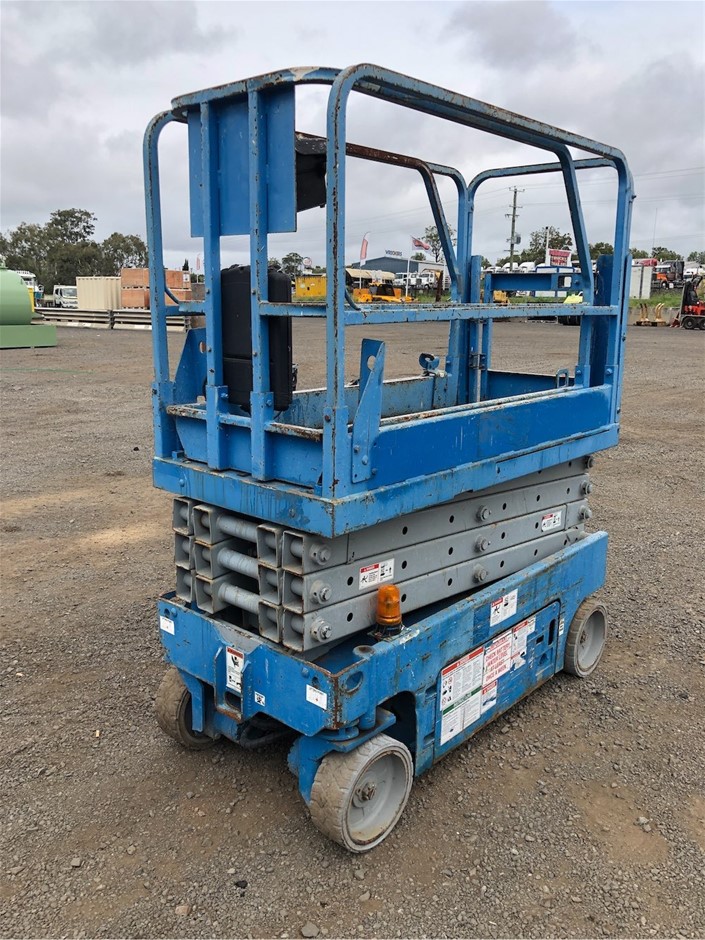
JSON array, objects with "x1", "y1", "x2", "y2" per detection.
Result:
[{"x1": 53, "y1": 285, "x2": 78, "y2": 308}]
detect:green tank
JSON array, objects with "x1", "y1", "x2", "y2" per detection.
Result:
[{"x1": 0, "y1": 266, "x2": 56, "y2": 348}]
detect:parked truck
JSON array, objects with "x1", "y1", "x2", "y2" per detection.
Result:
[
  {"x1": 51, "y1": 285, "x2": 78, "y2": 308},
  {"x1": 652, "y1": 259, "x2": 685, "y2": 291}
]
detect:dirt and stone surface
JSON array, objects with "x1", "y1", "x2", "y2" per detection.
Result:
[{"x1": 1, "y1": 320, "x2": 703, "y2": 939}]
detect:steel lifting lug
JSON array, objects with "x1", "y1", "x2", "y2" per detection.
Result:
[{"x1": 418, "y1": 352, "x2": 446, "y2": 377}]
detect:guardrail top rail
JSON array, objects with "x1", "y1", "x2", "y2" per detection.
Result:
[{"x1": 144, "y1": 64, "x2": 633, "y2": 538}]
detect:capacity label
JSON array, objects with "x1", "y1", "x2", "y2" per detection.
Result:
[{"x1": 359, "y1": 558, "x2": 394, "y2": 590}]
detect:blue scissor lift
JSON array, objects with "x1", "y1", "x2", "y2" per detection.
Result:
[{"x1": 144, "y1": 65, "x2": 632, "y2": 852}]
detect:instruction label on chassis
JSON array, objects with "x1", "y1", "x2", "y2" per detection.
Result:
[
  {"x1": 439, "y1": 615, "x2": 536, "y2": 746},
  {"x1": 225, "y1": 647, "x2": 244, "y2": 694}
]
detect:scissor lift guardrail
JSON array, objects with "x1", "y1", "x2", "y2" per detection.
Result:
[{"x1": 145, "y1": 64, "x2": 633, "y2": 538}]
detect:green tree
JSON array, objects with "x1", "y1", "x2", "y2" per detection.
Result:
[
  {"x1": 652, "y1": 246, "x2": 679, "y2": 260},
  {"x1": 45, "y1": 209, "x2": 97, "y2": 245},
  {"x1": 423, "y1": 225, "x2": 457, "y2": 263},
  {"x1": 0, "y1": 209, "x2": 150, "y2": 292},
  {"x1": 630, "y1": 247, "x2": 651, "y2": 258},
  {"x1": 281, "y1": 252, "x2": 303, "y2": 277},
  {"x1": 50, "y1": 242, "x2": 102, "y2": 286},
  {"x1": 0, "y1": 222, "x2": 49, "y2": 282},
  {"x1": 268, "y1": 257, "x2": 281, "y2": 269},
  {"x1": 589, "y1": 241, "x2": 613, "y2": 260},
  {"x1": 687, "y1": 250, "x2": 705, "y2": 264},
  {"x1": 99, "y1": 233, "x2": 148, "y2": 275},
  {"x1": 44, "y1": 209, "x2": 101, "y2": 289},
  {"x1": 411, "y1": 252, "x2": 426, "y2": 261}
]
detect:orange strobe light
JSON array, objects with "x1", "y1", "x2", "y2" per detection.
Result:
[{"x1": 376, "y1": 584, "x2": 402, "y2": 629}]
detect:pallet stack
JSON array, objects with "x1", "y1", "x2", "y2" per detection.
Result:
[{"x1": 120, "y1": 268, "x2": 192, "y2": 309}]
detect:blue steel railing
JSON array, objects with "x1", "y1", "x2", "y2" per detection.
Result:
[{"x1": 144, "y1": 65, "x2": 633, "y2": 537}]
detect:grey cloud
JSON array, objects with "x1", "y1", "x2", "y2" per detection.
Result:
[
  {"x1": 1, "y1": 1, "x2": 702, "y2": 267},
  {"x1": 69, "y1": 0, "x2": 236, "y2": 67},
  {"x1": 449, "y1": 0, "x2": 582, "y2": 71}
]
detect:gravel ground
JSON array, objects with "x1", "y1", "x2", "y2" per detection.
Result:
[{"x1": 1, "y1": 320, "x2": 703, "y2": 939}]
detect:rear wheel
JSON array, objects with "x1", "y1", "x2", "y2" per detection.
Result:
[
  {"x1": 155, "y1": 667, "x2": 214, "y2": 750},
  {"x1": 309, "y1": 733, "x2": 413, "y2": 852},
  {"x1": 564, "y1": 599, "x2": 607, "y2": 678},
  {"x1": 698, "y1": 318, "x2": 705, "y2": 330},
  {"x1": 682, "y1": 316, "x2": 695, "y2": 330}
]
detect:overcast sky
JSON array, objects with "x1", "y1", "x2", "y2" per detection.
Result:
[{"x1": 1, "y1": 0, "x2": 704, "y2": 269}]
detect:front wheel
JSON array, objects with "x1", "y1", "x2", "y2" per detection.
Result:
[
  {"x1": 682, "y1": 316, "x2": 695, "y2": 330},
  {"x1": 155, "y1": 667, "x2": 214, "y2": 750},
  {"x1": 309, "y1": 733, "x2": 413, "y2": 852},
  {"x1": 564, "y1": 599, "x2": 607, "y2": 678}
]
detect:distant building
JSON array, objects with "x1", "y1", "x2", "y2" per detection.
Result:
[{"x1": 348, "y1": 256, "x2": 449, "y2": 286}]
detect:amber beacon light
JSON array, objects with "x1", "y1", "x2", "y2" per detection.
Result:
[{"x1": 376, "y1": 584, "x2": 402, "y2": 629}]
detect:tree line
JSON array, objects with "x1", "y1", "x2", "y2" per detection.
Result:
[{"x1": 0, "y1": 209, "x2": 148, "y2": 293}]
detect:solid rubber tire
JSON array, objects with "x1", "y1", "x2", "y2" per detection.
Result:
[
  {"x1": 155, "y1": 666, "x2": 214, "y2": 750},
  {"x1": 682, "y1": 316, "x2": 695, "y2": 330},
  {"x1": 309, "y1": 733, "x2": 413, "y2": 853},
  {"x1": 564, "y1": 599, "x2": 607, "y2": 678}
]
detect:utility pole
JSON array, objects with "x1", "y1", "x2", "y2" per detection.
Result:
[{"x1": 506, "y1": 187, "x2": 524, "y2": 269}]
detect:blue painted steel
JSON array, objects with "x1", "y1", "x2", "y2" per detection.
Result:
[
  {"x1": 157, "y1": 533, "x2": 607, "y2": 800},
  {"x1": 146, "y1": 68, "x2": 628, "y2": 831},
  {"x1": 143, "y1": 64, "x2": 633, "y2": 538}
]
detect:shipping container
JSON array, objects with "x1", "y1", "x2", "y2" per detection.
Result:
[{"x1": 76, "y1": 276, "x2": 121, "y2": 311}]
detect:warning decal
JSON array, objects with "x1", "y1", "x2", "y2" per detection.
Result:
[
  {"x1": 439, "y1": 648, "x2": 484, "y2": 745},
  {"x1": 541, "y1": 510, "x2": 563, "y2": 533},
  {"x1": 159, "y1": 615, "x2": 175, "y2": 635},
  {"x1": 439, "y1": 610, "x2": 542, "y2": 746},
  {"x1": 490, "y1": 589, "x2": 518, "y2": 627},
  {"x1": 511, "y1": 616, "x2": 536, "y2": 669},
  {"x1": 225, "y1": 647, "x2": 244, "y2": 693},
  {"x1": 306, "y1": 684, "x2": 327, "y2": 710},
  {"x1": 481, "y1": 681, "x2": 497, "y2": 714},
  {"x1": 483, "y1": 630, "x2": 512, "y2": 685},
  {"x1": 359, "y1": 558, "x2": 395, "y2": 591}
]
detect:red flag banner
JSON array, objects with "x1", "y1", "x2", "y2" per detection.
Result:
[
  {"x1": 411, "y1": 236, "x2": 431, "y2": 251},
  {"x1": 360, "y1": 233, "x2": 369, "y2": 264}
]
